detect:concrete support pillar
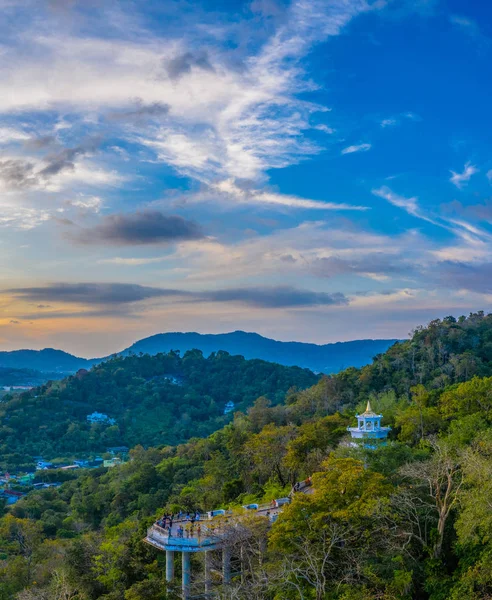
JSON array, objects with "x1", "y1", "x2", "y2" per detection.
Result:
[
  {"x1": 222, "y1": 547, "x2": 231, "y2": 585},
  {"x1": 204, "y1": 550, "x2": 212, "y2": 595},
  {"x1": 182, "y1": 552, "x2": 191, "y2": 600},
  {"x1": 165, "y1": 550, "x2": 175, "y2": 582}
]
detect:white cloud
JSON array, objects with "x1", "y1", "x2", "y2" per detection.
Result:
[
  {"x1": 0, "y1": 204, "x2": 51, "y2": 230},
  {"x1": 210, "y1": 179, "x2": 369, "y2": 211},
  {"x1": 0, "y1": 127, "x2": 30, "y2": 143},
  {"x1": 341, "y1": 143, "x2": 371, "y2": 155},
  {"x1": 372, "y1": 186, "x2": 420, "y2": 217},
  {"x1": 160, "y1": 219, "x2": 428, "y2": 288},
  {"x1": 450, "y1": 161, "x2": 478, "y2": 188},
  {"x1": 0, "y1": 0, "x2": 386, "y2": 191},
  {"x1": 380, "y1": 118, "x2": 397, "y2": 128},
  {"x1": 373, "y1": 185, "x2": 492, "y2": 252},
  {"x1": 68, "y1": 195, "x2": 104, "y2": 213},
  {"x1": 314, "y1": 124, "x2": 335, "y2": 134}
]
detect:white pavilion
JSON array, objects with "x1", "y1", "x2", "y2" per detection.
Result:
[{"x1": 347, "y1": 400, "x2": 390, "y2": 443}]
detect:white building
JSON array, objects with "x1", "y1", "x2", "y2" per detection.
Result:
[
  {"x1": 87, "y1": 411, "x2": 116, "y2": 425},
  {"x1": 347, "y1": 401, "x2": 390, "y2": 444},
  {"x1": 223, "y1": 401, "x2": 235, "y2": 415}
]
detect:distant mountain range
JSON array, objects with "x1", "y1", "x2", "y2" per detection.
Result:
[
  {"x1": 0, "y1": 348, "x2": 95, "y2": 374},
  {"x1": 0, "y1": 331, "x2": 399, "y2": 380}
]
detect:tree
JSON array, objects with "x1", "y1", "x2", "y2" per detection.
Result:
[
  {"x1": 124, "y1": 579, "x2": 168, "y2": 600},
  {"x1": 283, "y1": 414, "x2": 348, "y2": 478},
  {"x1": 439, "y1": 376, "x2": 492, "y2": 420},
  {"x1": 269, "y1": 457, "x2": 394, "y2": 599},
  {"x1": 0, "y1": 515, "x2": 44, "y2": 575},
  {"x1": 244, "y1": 424, "x2": 297, "y2": 487},
  {"x1": 400, "y1": 438, "x2": 463, "y2": 559}
]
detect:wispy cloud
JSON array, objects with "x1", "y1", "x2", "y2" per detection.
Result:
[
  {"x1": 314, "y1": 124, "x2": 335, "y2": 134},
  {"x1": 373, "y1": 185, "x2": 492, "y2": 256},
  {"x1": 9, "y1": 282, "x2": 349, "y2": 310},
  {"x1": 450, "y1": 162, "x2": 478, "y2": 188},
  {"x1": 8, "y1": 283, "x2": 183, "y2": 305},
  {"x1": 372, "y1": 186, "x2": 420, "y2": 218},
  {"x1": 210, "y1": 179, "x2": 369, "y2": 211},
  {"x1": 341, "y1": 143, "x2": 371, "y2": 155},
  {"x1": 449, "y1": 14, "x2": 482, "y2": 40},
  {"x1": 0, "y1": 1, "x2": 385, "y2": 193}
]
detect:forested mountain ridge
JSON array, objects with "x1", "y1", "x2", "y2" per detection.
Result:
[
  {"x1": 122, "y1": 330, "x2": 398, "y2": 373},
  {"x1": 2, "y1": 312, "x2": 492, "y2": 600},
  {"x1": 0, "y1": 350, "x2": 317, "y2": 469},
  {"x1": 0, "y1": 332, "x2": 398, "y2": 376},
  {"x1": 313, "y1": 311, "x2": 492, "y2": 414}
]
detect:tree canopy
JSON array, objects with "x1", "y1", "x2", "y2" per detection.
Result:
[{"x1": 1, "y1": 312, "x2": 492, "y2": 599}]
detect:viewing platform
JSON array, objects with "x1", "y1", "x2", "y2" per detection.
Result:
[
  {"x1": 145, "y1": 522, "x2": 224, "y2": 553},
  {"x1": 144, "y1": 481, "x2": 312, "y2": 598}
]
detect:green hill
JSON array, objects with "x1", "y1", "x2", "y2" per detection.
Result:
[{"x1": 0, "y1": 349, "x2": 317, "y2": 468}]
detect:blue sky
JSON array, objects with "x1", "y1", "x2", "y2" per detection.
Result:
[{"x1": 0, "y1": 0, "x2": 491, "y2": 356}]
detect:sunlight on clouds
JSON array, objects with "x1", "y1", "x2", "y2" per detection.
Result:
[{"x1": 0, "y1": 0, "x2": 490, "y2": 353}]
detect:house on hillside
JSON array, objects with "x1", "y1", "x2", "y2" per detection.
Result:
[
  {"x1": 36, "y1": 460, "x2": 54, "y2": 470},
  {"x1": 224, "y1": 401, "x2": 235, "y2": 415},
  {"x1": 87, "y1": 412, "x2": 116, "y2": 425}
]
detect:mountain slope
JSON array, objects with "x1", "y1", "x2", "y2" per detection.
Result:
[
  {"x1": 122, "y1": 331, "x2": 398, "y2": 373},
  {"x1": 0, "y1": 350, "x2": 318, "y2": 467}
]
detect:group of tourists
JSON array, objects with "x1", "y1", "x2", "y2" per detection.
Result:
[
  {"x1": 156, "y1": 514, "x2": 174, "y2": 530},
  {"x1": 175, "y1": 523, "x2": 202, "y2": 539},
  {"x1": 155, "y1": 511, "x2": 205, "y2": 540},
  {"x1": 177, "y1": 510, "x2": 201, "y2": 522}
]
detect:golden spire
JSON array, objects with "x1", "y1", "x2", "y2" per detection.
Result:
[{"x1": 362, "y1": 400, "x2": 377, "y2": 416}]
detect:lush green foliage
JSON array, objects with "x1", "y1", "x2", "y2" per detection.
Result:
[
  {"x1": 1, "y1": 312, "x2": 492, "y2": 599},
  {"x1": 0, "y1": 350, "x2": 317, "y2": 469}
]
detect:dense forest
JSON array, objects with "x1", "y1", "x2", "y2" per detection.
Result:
[
  {"x1": 1, "y1": 312, "x2": 492, "y2": 599},
  {"x1": 0, "y1": 351, "x2": 317, "y2": 470}
]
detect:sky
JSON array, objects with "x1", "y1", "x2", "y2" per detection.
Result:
[{"x1": 0, "y1": 0, "x2": 491, "y2": 357}]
